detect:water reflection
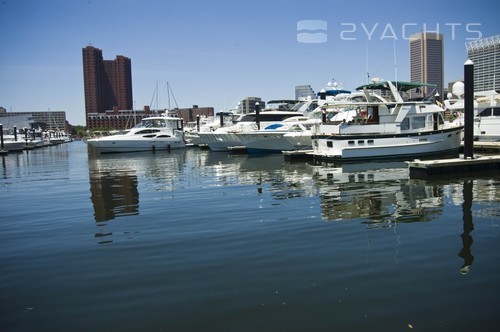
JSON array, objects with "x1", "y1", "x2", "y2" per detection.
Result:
[
  {"x1": 310, "y1": 161, "x2": 447, "y2": 224},
  {"x1": 87, "y1": 149, "x2": 187, "y2": 223},
  {"x1": 459, "y1": 179, "x2": 474, "y2": 275}
]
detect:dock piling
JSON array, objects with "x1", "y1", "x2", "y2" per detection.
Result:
[{"x1": 463, "y1": 59, "x2": 474, "y2": 159}]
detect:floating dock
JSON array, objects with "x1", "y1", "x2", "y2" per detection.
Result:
[
  {"x1": 282, "y1": 149, "x2": 313, "y2": 161},
  {"x1": 408, "y1": 155, "x2": 500, "y2": 178}
]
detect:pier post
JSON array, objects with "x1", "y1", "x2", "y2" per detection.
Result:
[
  {"x1": 196, "y1": 115, "x2": 200, "y2": 132},
  {"x1": 219, "y1": 111, "x2": 224, "y2": 128},
  {"x1": 320, "y1": 89, "x2": 326, "y2": 100},
  {"x1": 463, "y1": 59, "x2": 474, "y2": 159},
  {"x1": 0, "y1": 124, "x2": 4, "y2": 151},
  {"x1": 14, "y1": 126, "x2": 17, "y2": 141},
  {"x1": 255, "y1": 102, "x2": 260, "y2": 130}
]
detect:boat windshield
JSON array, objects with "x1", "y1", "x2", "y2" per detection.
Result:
[{"x1": 134, "y1": 119, "x2": 166, "y2": 128}]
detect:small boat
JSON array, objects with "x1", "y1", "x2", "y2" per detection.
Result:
[
  {"x1": 87, "y1": 115, "x2": 185, "y2": 153},
  {"x1": 311, "y1": 80, "x2": 464, "y2": 161},
  {"x1": 1, "y1": 140, "x2": 26, "y2": 152}
]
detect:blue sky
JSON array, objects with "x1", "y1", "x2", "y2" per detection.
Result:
[{"x1": 1, "y1": 0, "x2": 499, "y2": 126}]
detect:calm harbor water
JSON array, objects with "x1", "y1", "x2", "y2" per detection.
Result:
[{"x1": 1, "y1": 141, "x2": 499, "y2": 331}]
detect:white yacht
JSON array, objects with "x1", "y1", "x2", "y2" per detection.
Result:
[
  {"x1": 197, "y1": 100, "x2": 304, "y2": 152},
  {"x1": 87, "y1": 115, "x2": 185, "y2": 153},
  {"x1": 236, "y1": 98, "x2": 320, "y2": 153},
  {"x1": 445, "y1": 82, "x2": 500, "y2": 142},
  {"x1": 184, "y1": 112, "x2": 238, "y2": 146},
  {"x1": 310, "y1": 80, "x2": 464, "y2": 161},
  {"x1": 236, "y1": 85, "x2": 355, "y2": 154}
]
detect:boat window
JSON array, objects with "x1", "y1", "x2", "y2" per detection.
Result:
[
  {"x1": 327, "y1": 141, "x2": 333, "y2": 148},
  {"x1": 412, "y1": 116, "x2": 426, "y2": 129},
  {"x1": 401, "y1": 118, "x2": 410, "y2": 130},
  {"x1": 291, "y1": 101, "x2": 306, "y2": 111},
  {"x1": 493, "y1": 108, "x2": 500, "y2": 116},
  {"x1": 136, "y1": 129, "x2": 160, "y2": 135},
  {"x1": 239, "y1": 113, "x2": 298, "y2": 122},
  {"x1": 153, "y1": 120, "x2": 166, "y2": 127},
  {"x1": 478, "y1": 108, "x2": 492, "y2": 117},
  {"x1": 240, "y1": 115, "x2": 256, "y2": 122}
]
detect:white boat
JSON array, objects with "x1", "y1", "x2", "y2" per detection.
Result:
[
  {"x1": 1, "y1": 140, "x2": 26, "y2": 152},
  {"x1": 87, "y1": 115, "x2": 185, "y2": 153},
  {"x1": 311, "y1": 80, "x2": 464, "y2": 161},
  {"x1": 184, "y1": 112, "x2": 238, "y2": 146},
  {"x1": 237, "y1": 98, "x2": 322, "y2": 153},
  {"x1": 197, "y1": 100, "x2": 305, "y2": 152},
  {"x1": 239, "y1": 116, "x2": 316, "y2": 153},
  {"x1": 240, "y1": 82, "x2": 359, "y2": 153},
  {"x1": 445, "y1": 84, "x2": 500, "y2": 142}
]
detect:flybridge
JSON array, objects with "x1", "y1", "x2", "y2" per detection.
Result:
[{"x1": 355, "y1": 81, "x2": 436, "y2": 92}]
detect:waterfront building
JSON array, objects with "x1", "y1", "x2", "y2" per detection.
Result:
[
  {"x1": 410, "y1": 32, "x2": 444, "y2": 99},
  {"x1": 238, "y1": 97, "x2": 265, "y2": 114},
  {"x1": 466, "y1": 35, "x2": 500, "y2": 92},
  {"x1": 169, "y1": 105, "x2": 214, "y2": 125},
  {"x1": 86, "y1": 105, "x2": 214, "y2": 130},
  {"x1": 0, "y1": 108, "x2": 68, "y2": 132},
  {"x1": 295, "y1": 85, "x2": 315, "y2": 100},
  {"x1": 82, "y1": 45, "x2": 133, "y2": 129}
]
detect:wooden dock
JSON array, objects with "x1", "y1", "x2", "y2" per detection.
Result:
[{"x1": 407, "y1": 155, "x2": 500, "y2": 178}]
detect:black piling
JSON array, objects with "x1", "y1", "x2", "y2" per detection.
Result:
[
  {"x1": 463, "y1": 59, "x2": 474, "y2": 159},
  {"x1": 0, "y1": 124, "x2": 4, "y2": 151},
  {"x1": 255, "y1": 102, "x2": 260, "y2": 130}
]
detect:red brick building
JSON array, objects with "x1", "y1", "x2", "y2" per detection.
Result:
[{"x1": 82, "y1": 46, "x2": 133, "y2": 129}]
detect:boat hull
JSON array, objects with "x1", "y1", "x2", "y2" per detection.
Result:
[
  {"x1": 312, "y1": 126, "x2": 464, "y2": 161},
  {"x1": 239, "y1": 132, "x2": 295, "y2": 154},
  {"x1": 87, "y1": 138, "x2": 185, "y2": 153},
  {"x1": 198, "y1": 132, "x2": 245, "y2": 152}
]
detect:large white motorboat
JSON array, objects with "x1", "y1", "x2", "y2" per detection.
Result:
[
  {"x1": 197, "y1": 100, "x2": 306, "y2": 152},
  {"x1": 184, "y1": 112, "x2": 239, "y2": 146},
  {"x1": 310, "y1": 80, "x2": 464, "y2": 161},
  {"x1": 240, "y1": 82, "x2": 357, "y2": 153},
  {"x1": 237, "y1": 98, "x2": 321, "y2": 153},
  {"x1": 445, "y1": 83, "x2": 500, "y2": 142},
  {"x1": 87, "y1": 115, "x2": 185, "y2": 153}
]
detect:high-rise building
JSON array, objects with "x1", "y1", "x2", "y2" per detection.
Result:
[
  {"x1": 295, "y1": 85, "x2": 315, "y2": 100},
  {"x1": 466, "y1": 35, "x2": 500, "y2": 92},
  {"x1": 82, "y1": 46, "x2": 133, "y2": 128},
  {"x1": 410, "y1": 32, "x2": 444, "y2": 99},
  {"x1": 238, "y1": 97, "x2": 265, "y2": 114}
]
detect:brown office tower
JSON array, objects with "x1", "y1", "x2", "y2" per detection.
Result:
[
  {"x1": 82, "y1": 46, "x2": 133, "y2": 128},
  {"x1": 410, "y1": 32, "x2": 444, "y2": 100}
]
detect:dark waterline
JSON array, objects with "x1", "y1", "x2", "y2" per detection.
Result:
[{"x1": 1, "y1": 142, "x2": 499, "y2": 331}]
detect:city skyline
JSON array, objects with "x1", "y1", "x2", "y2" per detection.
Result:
[{"x1": 1, "y1": 0, "x2": 499, "y2": 126}]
